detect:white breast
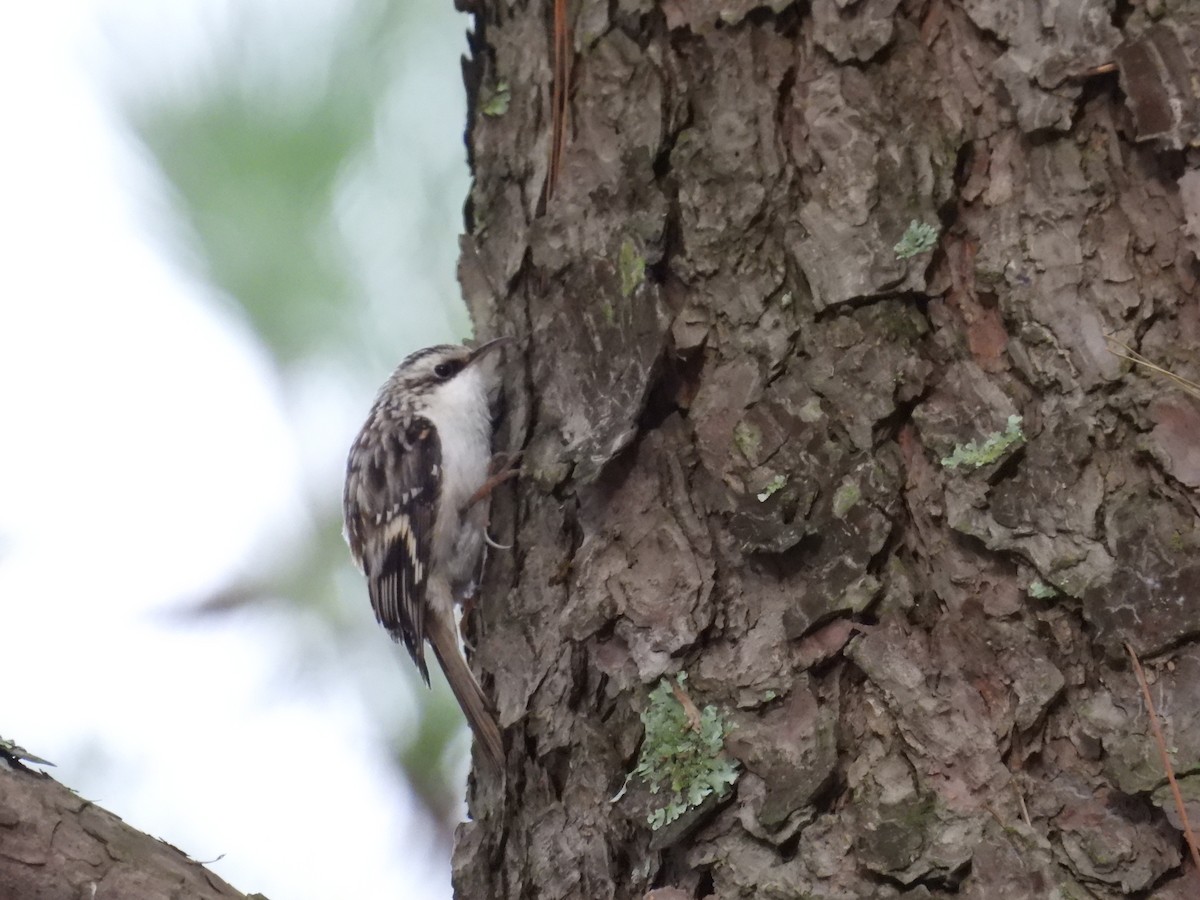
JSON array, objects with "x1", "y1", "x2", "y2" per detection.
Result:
[{"x1": 420, "y1": 365, "x2": 493, "y2": 591}]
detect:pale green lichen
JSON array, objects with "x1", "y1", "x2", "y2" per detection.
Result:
[
  {"x1": 833, "y1": 480, "x2": 862, "y2": 517},
  {"x1": 941, "y1": 415, "x2": 1025, "y2": 469},
  {"x1": 481, "y1": 81, "x2": 511, "y2": 117},
  {"x1": 733, "y1": 421, "x2": 761, "y2": 462},
  {"x1": 619, "y1": 238, "x2": 645, "y2": 298},
  {"x1": 894, "y1": 220, "x2": 940, "y2": 259},
  {"x1": 756, "y1": 474, "x2": 787, "y2": 502},
  {"x1": 1029, "y1": 580, "x2": 1059, "y2": 599},
  {"x1": 632, "y1": 674, "x2": 740, "y2": 830},
  {"x1": 797, "y1": 397, "x2": 824, "y2": 423}
]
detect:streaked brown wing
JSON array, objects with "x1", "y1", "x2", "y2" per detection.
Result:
[{"x1": 343, "y1": 413, "x2": 441, "y2": 683}]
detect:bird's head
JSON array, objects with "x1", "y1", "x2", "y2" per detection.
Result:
[{"x1": 384, "y1": 337, "x2": 511, "y2": 414}]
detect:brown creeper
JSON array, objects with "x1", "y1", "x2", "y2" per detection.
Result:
[{"x1": 343, "y1": 338, "x2": 511, "y2": 766}]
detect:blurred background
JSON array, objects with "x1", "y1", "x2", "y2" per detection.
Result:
[{"x1": 1, "y1": 1, "x2": 478, "y2": 897}]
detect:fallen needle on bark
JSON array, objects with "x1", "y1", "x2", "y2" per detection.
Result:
[{"x1": 1126, "y1": 642, "x2": 1200, "y2": 874}]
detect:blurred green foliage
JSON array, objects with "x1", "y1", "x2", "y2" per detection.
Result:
[
  {"x1": 126, "y1": 0, "x2": 470, "y2": 367},
  {"x1": 117, "y1": 0, "x2": 477, "y2": 830}
]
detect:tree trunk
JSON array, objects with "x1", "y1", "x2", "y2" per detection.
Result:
[{"x1": 455, "y1": 1, "x2": 1200, "y2": 898}]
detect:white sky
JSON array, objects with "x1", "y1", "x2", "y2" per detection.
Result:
[{"x1": 0, "y1": 2, "x2": 466, "y2": 898}]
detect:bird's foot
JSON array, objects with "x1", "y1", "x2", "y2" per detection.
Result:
[{"x1": 466, "y1": 451, "x2": 522, "y2": 509}]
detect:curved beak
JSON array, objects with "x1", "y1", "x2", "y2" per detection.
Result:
[{"x1": 467, "y1": 335, "x2": 514, "y2": 365}]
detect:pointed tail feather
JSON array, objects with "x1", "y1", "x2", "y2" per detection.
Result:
[{"x1": 427, "y1": 614, "x2": 504, "y2": 768}]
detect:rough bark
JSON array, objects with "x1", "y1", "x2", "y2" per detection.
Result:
[
  {"x1": 0, "y1": 763, "x2": 250, "y2": 900},
  {"x1": 456, "y1": 1, "x2": 1200, "y2": 898}
]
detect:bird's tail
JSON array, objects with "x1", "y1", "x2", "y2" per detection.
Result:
[{"x1": 427, "y1": 613, "x2": 504, "y2": 768}]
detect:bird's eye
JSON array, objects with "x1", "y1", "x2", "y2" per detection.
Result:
[{"x1": 434, "y1": 362, "x2": 454, "y2": 379}]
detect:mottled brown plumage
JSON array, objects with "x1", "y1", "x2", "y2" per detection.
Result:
[{"x1": 343, "y1": 340, "x2": 510, "y2": 766}]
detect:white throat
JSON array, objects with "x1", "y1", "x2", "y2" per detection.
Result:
[{"x1": 420, "y1": 365, "x2": 492, "y2": 453}]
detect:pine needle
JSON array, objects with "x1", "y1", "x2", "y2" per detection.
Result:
[
  {"x1": 547, "y1": 0, "x2": 570, "y2": 201},
  {"x1": 1126, "y1": 642, "x2": 1200, "y2": 874},
  {"x1": 1106, "y1": 336, "x2": 1200, "y2": 400}
]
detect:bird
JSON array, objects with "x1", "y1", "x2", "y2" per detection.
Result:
[{"x1": 343, "y1": 337, "x2": 513, "y2": 767}]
